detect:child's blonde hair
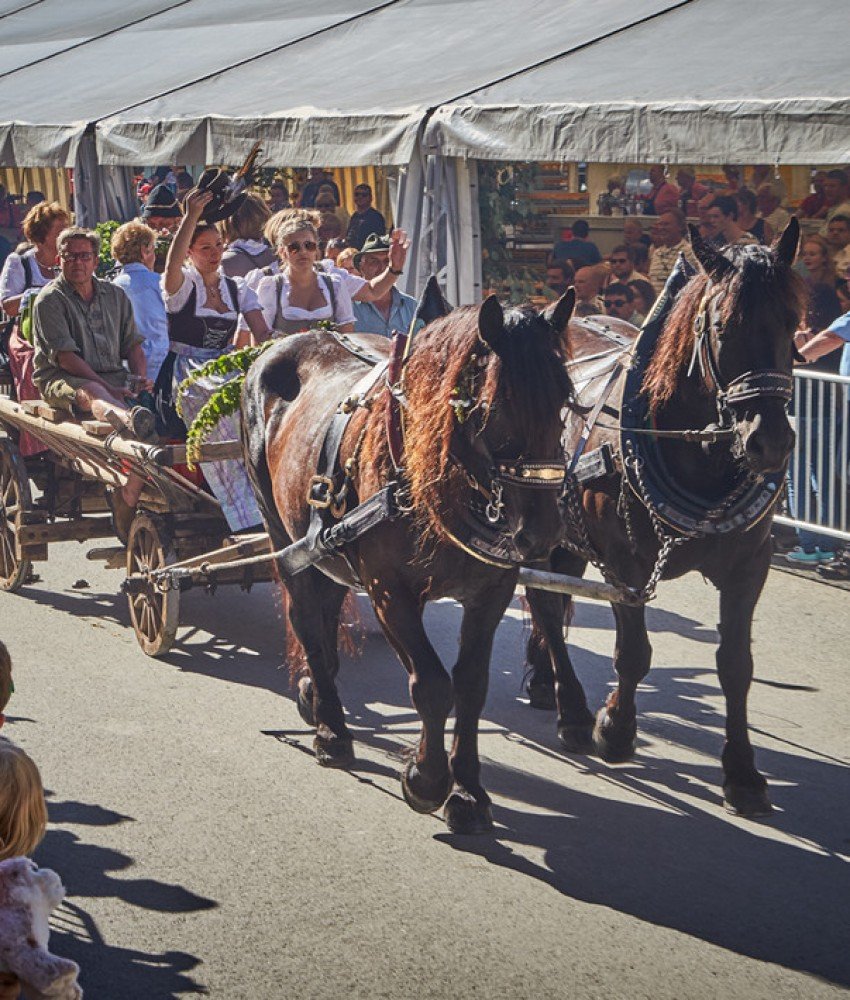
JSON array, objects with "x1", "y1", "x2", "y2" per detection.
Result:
[{"x1": 0, "y1": 738, "x2": 47, "y2": 860}]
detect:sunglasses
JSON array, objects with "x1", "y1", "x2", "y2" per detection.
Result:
[
  {"x1": 60, "y1": 251, "x2": 95, "y2": 262},
  {"x1": 286, "y1": 240, "x2": 317, "y2": 253},
  {"x1": 604, "y1": 299, "x2": 628, "y2": 308}
]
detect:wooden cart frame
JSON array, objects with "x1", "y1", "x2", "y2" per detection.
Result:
[{"x1": 0, "y1": 396, "x2": 274, "y2": 656}]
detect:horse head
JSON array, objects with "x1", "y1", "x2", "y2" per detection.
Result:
[
  {"x1": 468, "y1": 290, "x2": 576, "y2": 562},
  {"x1": 687, "y1": 220, "x2": 803, "y2": 474}
]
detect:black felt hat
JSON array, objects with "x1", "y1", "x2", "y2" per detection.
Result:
[
  {"x1": 353, "y1": 232, "x2": 391, "y2": 268},
  {"x1": 141, "y1": 184, "x2": 182, "y2": 219}
]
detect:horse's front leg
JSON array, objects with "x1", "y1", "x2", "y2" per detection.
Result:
[
  {"x1": 373, "y1": 590, "x2": 454, "y2": 815},
  {"x1": 716, "y1": 547, "x2": 772, "y2": 817},
  {"x1": 445, "y1": 578, "x2": 515, "y2": 834},
  {"x1": 593, "y1": 602, "x2": 651, "y2": 761}
]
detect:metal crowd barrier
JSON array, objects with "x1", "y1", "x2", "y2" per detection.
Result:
[{"x1": 775, "y1": 369, "x2": 850, "y2": 545}]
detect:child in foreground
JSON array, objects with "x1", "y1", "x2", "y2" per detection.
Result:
[{"x1": 0, "y1": 641, "x2": 49, "y2": 1000}]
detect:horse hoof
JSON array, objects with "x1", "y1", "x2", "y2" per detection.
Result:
[
  {"x1": 724, "y1": 783, "x2": 773, "y2": 818},
  {"x1": 314, "y1": 734, "x2": 354, "y2": 769},
  {"x1": 443, "y1": 790, "x2": 494, "y2": 835},
  {"x1": 296, "y1": 677, "x2": 315, "y2": 727},
  {"x1": 401, "y1": 760, "x2": 452, "y2": 814},
  {"x1": 527, "y1": 682, "x2": 556, "y2": 711},
  {"x1": 558, "y1": 723, "x2": 594, "y2": 754},
  {"x1": 593, "y1": 708, "x2": 636, "y2": 763}
]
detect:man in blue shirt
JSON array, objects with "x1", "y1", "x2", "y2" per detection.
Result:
[
  {"x1": 795, "y1": 311, "x2": 850, "y2": 577},
  {"x1": 352, "y1": 234, "x2": 415, "y2": 337},
  {"x1": 552, "y1": 219, "x2": 602, "y2": 269}
]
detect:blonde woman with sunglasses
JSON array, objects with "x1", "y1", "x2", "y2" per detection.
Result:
[{"x1": 254, "y1": 211, "x2": 355, "y2": 335}]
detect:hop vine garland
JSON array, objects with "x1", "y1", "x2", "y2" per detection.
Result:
[
  {"x1": 178, "y1": 321, "x2": 338, "y2": 469},
  {"x1": 177, "y1": 340, "x2": 275, "y2": 469}
]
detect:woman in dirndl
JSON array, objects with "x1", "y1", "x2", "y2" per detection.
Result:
[{"x1": 160, "y1": 188, "x2": 271, "y2": 533}]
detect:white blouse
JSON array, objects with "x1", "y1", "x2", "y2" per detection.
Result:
[
  {"x1": 0, "y1": 248, "x2": 55, "y2": 302},
  {"x1": 161, "y1": 266, "x2": 260, "y2": 318},
  {"x1": 255, "y1": 269, "x2": 355, "y2": 330}
]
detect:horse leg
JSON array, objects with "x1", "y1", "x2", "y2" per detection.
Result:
[
  {"x1": 285, "y1": 568, "x2": 354, "y2": 768},
  {"x1": 527, "y1": 591, "x2": 595, "y2": 753},
  {"x1": 593, "y1": 602, "x2": 651, "y2": 762},
  {"x1": 523, "y1": 548, "x2": 587, "y2": 710},
  {"x1": 373, "y1": 591, "x2": 453, "y2": 814},
  {"x1": 444, "y1": 583, "x2": 514, "y2": 834},
  {"x1": 716, "y1": 553, "x2": 772, "y2": 817}
]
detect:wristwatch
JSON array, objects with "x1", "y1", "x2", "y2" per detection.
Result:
[{"x1": 389, "y1": 267, "x2": 403, "y2": 275}]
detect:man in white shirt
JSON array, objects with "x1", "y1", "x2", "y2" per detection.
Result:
[{"x1": 826, "y1": 214, "x2": 850, "y2": 279}]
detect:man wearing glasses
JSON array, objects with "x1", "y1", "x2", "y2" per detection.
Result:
[
  {"x1": 31, "y1": 227, "x2": 154, "y2": 532},
  {"x1": 346, "y1": 184, "x2": 386, "y2": 251},
  {"x1": 603, "y1": 283, "x2": 644, "y2": 327},
  {"x1": 608, "y1": 244, "x2": 639, "y2": 285}
]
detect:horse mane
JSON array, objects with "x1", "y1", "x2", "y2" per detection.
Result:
[
  {"x1": 642, "y1": 244, "x2": 806, "y2": 411},
  {"x1": 361, "y1": 304, "x2": 571, "y2": 542}
]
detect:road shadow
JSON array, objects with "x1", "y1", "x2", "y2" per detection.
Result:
[
  {"x1": 435, "y1": 740, "x2": 850, "y2": 987},
  {"x1": 51, "y1": 900, "x2": 206, "y2": 999},
  {"x1": 32, "y1": 798, "x2": 214, "y2": 999}
]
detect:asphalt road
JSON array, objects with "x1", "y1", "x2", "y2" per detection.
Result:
[{"x1": 2, "y1": 543, "x2": 848, "y2": 1000}]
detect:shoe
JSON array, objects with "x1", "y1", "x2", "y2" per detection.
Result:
[
  {"x1": 127, "y1": 406, "x2": 157, "y2": 443},
  {"x1": 817, "y1": 557, "x2": 850, "y2": 581},
  {"x1": 106, "y1": 489, "x2": 135, "y2": 545},
  {"x1": 784, "y1": 546, "x2": 836, "y2": 565}
]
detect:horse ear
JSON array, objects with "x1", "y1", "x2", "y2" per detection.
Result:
[
  {"x1": 688, "y1": 223, "x2": 735, "y2": 281},
  {"x1": 542, "y1": 288, "x2": 576, "y2": 335},
  {"x1": 478, "y1": 295, "x2": 506, "y2": 351},
  {"x1": 773, "y1": 217, "x2": 800, "y2": 266},
  {"x1": 416, "y1": 275, "x2": 452, "y2": 326}
]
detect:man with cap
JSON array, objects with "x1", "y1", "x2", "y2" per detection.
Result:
[
  {"x1": 139, "y1": 184, "x2": 182, "y2": 234},
  {"x1": 352, "y1": 233, "x2": 416, "y2": 337}
]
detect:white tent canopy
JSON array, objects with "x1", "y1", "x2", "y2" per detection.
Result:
[
  {"x1": 93, "y1": 0, "x2": 678, "y2": 167},
  {"x1": 425, "y1": 0, "x2": 850, "y2": 165}
]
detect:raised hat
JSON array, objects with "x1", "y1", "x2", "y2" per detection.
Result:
[
  {"x1": 141, "y1": 184, "x2": 181, "y2": 219},
  {"x1": 354, "y1": 232, "x2": 391, "y2": 268}
]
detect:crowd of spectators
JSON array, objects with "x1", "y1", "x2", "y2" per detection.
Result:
[{"x1": 134, "y1": 165, "x2": 388, "y2": 253}]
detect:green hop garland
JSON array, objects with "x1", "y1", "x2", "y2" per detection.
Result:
[
  {"x1": 177, "y1": 340, "x2": 276, "y2": 469},
  {"x1": 178, "y1": 322, "x2": 339, "y2": 468}
]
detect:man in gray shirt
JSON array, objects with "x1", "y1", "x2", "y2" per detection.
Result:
[{"x1": 32, "y1": 226, "x2": 153, "y2": 538}]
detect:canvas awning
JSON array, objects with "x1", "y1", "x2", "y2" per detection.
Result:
[{"x1": 425, "y1": 0, "x2": 850, "y2": 165}]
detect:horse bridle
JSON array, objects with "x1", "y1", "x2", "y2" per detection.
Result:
[
  {"x1": 687, "y1": 285, "x2": 794, "y2": 435},
  {"x1": 449, "y1": 422, "x2": 566, "y2": 525}
]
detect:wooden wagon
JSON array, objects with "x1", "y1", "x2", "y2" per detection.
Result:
[{"x1": 0, "y1": 395, "x2": 274, "y2": 656}]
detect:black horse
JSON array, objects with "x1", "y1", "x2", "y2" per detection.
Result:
[{"x1": 525, "y1": 221, "x2": 804, "y2": 817}]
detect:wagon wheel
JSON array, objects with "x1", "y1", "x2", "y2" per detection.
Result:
[
  {"x1": 126, "y1": 512, "x2": 180, "y2": 657},
  {"x1": 0, "y1": 437, "x2": 33, "y2": 592}
]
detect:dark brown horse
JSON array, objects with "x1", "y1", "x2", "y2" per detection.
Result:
[
  {"x1": 525, "y1": 221, "x2": 804, "y2": 817},
  {"x1": 242, "y1": 292, "x2": 576, "y2": 833}
]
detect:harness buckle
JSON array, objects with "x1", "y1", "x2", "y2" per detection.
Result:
[{"x1": 307, "y1": 475, "x2": 336, "y2": 510}]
